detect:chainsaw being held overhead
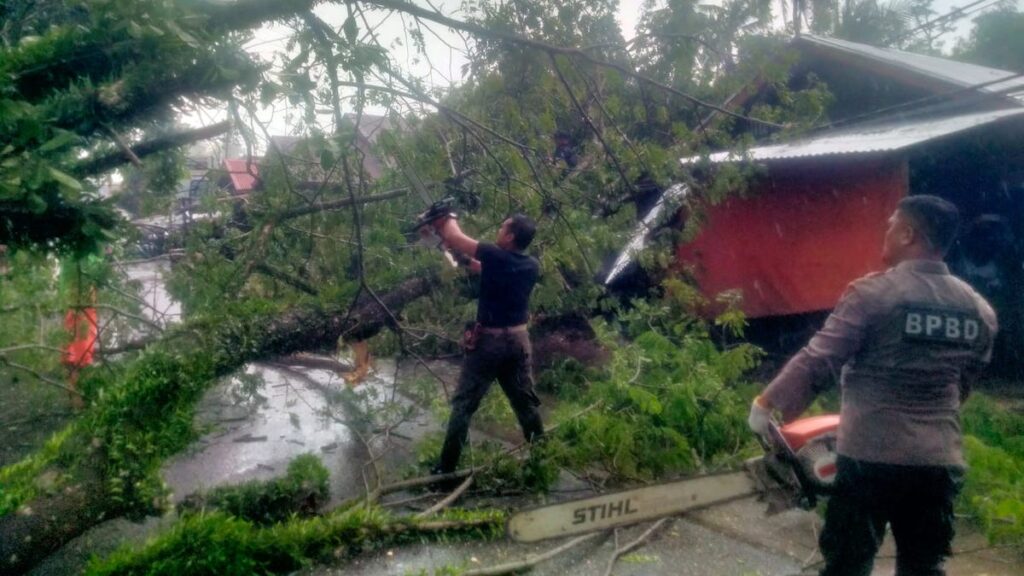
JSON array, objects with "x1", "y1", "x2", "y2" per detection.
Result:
[
  {"x1": 507, "y1": 414, "x2": 839, "y2": 542},
  {"x1": 391, "y1": 131, "x2": 477, "y2": 269},
  {"x1": 405, "y1": 195, "x2": 473, "y2": 268},
  {"x1": 408, "y1": 197, "x2": 472, "y2": 268}
]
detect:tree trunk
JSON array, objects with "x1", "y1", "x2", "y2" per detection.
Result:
[
  {"x1": 0, "y1": 469, "x2": 109, "y2": 575},
  {"x1": 0, "y1": 273, "x2": 435, "y2": 575}
]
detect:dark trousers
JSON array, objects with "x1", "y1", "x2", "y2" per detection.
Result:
[
  {"x1": 437, "y1": 331, "x2": 544, "y2": 473},
  {"x1": 819, "y1": 456, "x2": 964, "y2": 576}
]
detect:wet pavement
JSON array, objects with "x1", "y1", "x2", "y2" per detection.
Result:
[
  {"x1": 305, "y1": 489, "x2": 1024, "y2": 576},
  {"x1": 162, "y1": 363, "x2": 368, "y2": 508},
  {"x1": 121, "y1": 260, "x2": 181, "y2": 326},
  {"x1": 29, "y1": 354, "x2": 428, "y2": 576},
  {"x1": 311, "y1": 516, "x2": 802, "y2": 576}
]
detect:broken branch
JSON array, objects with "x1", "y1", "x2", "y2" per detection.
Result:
[
  {"x1": 415, "y1": 473, "x2": 475, "y2": 518},
  {"x1": 462, "y1": 532, "x2": 604, "y2": 576},
  {"x1": 601, "y1": 518, "x2": 669, "y2": 576}
]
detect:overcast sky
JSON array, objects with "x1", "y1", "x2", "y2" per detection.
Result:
[
  {"x1": 244, "y1": 0, "x2": 1017, "y2": 83},
  {"x1": 201, "y1": 0, "x2": 1019, "y2": 148}
]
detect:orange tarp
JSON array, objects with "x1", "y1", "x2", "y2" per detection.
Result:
[{"x1": 677, "y1": 158, "x2": 907, "y2": 318}]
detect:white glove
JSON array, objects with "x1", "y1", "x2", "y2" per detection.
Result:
[{"x1": 748, "y1": 397, "x2": 773, "y2": 441}]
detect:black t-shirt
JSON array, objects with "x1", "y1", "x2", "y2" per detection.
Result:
[{"x1": 475, "y1": 242, "x2": 539, "y2": 327}]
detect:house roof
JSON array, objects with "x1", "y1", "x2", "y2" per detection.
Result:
[
  {"x1": 683, "y1": 107, "x2": 1024, "y2": 164},
  {"x1": 223, "y1": 158, "x2": 260, "y2": 193},
  {"x1": 343, "y1": 113, "x2": 402, "y2": 145},
  {"x1": 797, "y1": 35, "x2": 1024, "y2": 105},
  {"x1": 269, "y1": 136, "x2": 303, "y2": 155}
]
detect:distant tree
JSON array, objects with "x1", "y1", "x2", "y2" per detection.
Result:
[
  {"x1": 955, "y1": 8, "x2": 1024, "y2": 71},
  {"x1": 799, "y1": 0, "x2": 953, "y2": 49}
]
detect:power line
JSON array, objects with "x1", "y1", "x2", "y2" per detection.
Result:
[
  {"x1": 817, "y1": 70, "x2": 1024, "y2": 131},
  {"x1": 889, "y1": 0, "x2": 1003, "y2": 45}
]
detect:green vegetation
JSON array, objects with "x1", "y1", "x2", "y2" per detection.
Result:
[
  {"x1": 961, "y1": 395, "x2": 1024, "y2": 545},
  {"x1": 962, "y1": 394, "x2": 1024, "y2": 459},
  {"x1": 414, "y1": 435, "x2": 561, "y2": 493},
  {"x1": 180, "y1": 455, "x2": 330, "y2": 525},
  {"x1": 550, "y1": 314, "x2": 759, "y2": 480},
  {"x1": 85, "y1": 506, "x2": 504, "y2": 576},
  {"x1": 2, "y1": 295, "x2": 372, "y2": 518},
  {"x1": 0, "y1": 426, "x2": 75, "y2": 515},
  {"x1": 413, "y1": 283, "x2": 761, "y2": 488},
  {"x1": 955, "y1": 8, "x2": 1024, "y2": 72},
  {"x1": 4, "y1": 0, "x2": 1024, "y2": 573}
]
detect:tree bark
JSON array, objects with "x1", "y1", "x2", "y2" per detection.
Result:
[
  {"x1": 0, "y1": 273, "x2": 436, "y2": 575},
  {"x1": 0, "y1": 469, "x2": 110, "y2": 575}
]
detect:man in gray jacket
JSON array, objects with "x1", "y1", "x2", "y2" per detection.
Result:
[{"x1": 749, "y1": 195, "x2": 997, "y2": 576}]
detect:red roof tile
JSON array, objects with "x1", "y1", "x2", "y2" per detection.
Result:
[{"x1": 223, "y1": 158, "x2": 261, "y2": 192}]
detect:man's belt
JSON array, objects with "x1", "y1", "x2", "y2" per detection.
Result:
[{"x1": 478, "y1": 324, "x2": 528, "y2": 335}]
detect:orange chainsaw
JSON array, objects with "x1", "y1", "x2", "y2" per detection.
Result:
[{"x1": 507, "y1": 414, "x2": 839, "y2": 542}]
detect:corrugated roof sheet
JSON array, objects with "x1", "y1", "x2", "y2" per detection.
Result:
[
  {"x1": 800, "y1": 35, "x2": 1024, "y2": 104},
  {"x1": 684, "y1": 108, "x2": 1024, "y2": 164},
  {"x1": 604, "y1": 183, "x2": 690, "y2": 286}
]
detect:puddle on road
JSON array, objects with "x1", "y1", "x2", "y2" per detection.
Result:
[{"x1": 161, "y1": 363, "x2": 367, "y2": 506}]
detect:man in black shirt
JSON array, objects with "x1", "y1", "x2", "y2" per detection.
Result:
[{"x1": 430, "y1": 213, "x2": 544, "y2": 476}]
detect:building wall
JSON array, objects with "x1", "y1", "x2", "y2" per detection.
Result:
[{"x1": 677, "y1": 157, "x2": 907, "y2": 318}]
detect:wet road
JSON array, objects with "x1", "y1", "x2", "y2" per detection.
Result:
[{"x1": 162, "y1": 364, "x2": 367, "y2": 507}]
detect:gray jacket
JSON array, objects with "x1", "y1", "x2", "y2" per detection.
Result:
[{"x1": 762, "y1": 259, "x2": 997, "y2": 467}]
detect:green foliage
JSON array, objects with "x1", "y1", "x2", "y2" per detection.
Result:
[
  {"x1": 536, "y1": 356, "x2": 599, "y2": 398},
  {"x1": 182, "y1": 454, "x2": 330, "y2": 525},
  {"x1": 413, "y1": 433, "x2": 560, "y2": 493},
  {"x1": 82, "y1": 349, "x2": 218, "y2": 515},
  {"x1": 410, "y1": 284, "x2": 763, "y2": 488},
  {"x1": 0, "y1": 251, "x2": 65, "y2": 376},
  {"x1": 2, "y1": 1, "x2": 853, "y2": 571},
  {"x1": 86, "y1": 506, "x2": 505, "y2": 576},
  {"x1": 961, "y1": 394, "x2": 1024, "y2": 459},
  {"x1": 804, "y1": 0, "x2": 948, "y2": 49},
  {"x1": 955, "y1": 8, "x2": 1024, "y2": 72},
  {"x1": 117, "y1": 147, "x2": 188, "y2": 218},
  {"x1": 0, "y1": 0, "x2": 274, "y2": 254},
  {"x1": 959, "y1": 395, "x2": 1024, "y2": 545},
  {"x1": 0, "y1": 249, "x2": 162, "y2": 514},
  {"x1": 1, "y1": 298, "x2": 276, "y2": 516},
  {"x1": 552, "y1": 292, "x2": 761, "y2": 481},
  {"x1": 0, "y1": 426, "x2": 75, "y2": 516},
  {"x1": 961, "y1": 436, "x2": 1024, "y2": 545},
  {"x1": 90, "y1": 512, "x2": 282, "y2": 576}
]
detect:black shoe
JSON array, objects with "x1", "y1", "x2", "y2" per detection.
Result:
[{"x1": 428, "y1": 466, "x2": 462, "y2": 492}]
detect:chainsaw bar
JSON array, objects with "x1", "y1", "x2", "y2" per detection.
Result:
[{"x1": 507, "y1": 470, "x2": 758, "y2": 543}]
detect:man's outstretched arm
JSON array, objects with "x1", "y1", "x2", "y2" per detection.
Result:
[
  {"x1": 750, "y1": 283, "x2": 873, "y2": 437},
  {"x1": 435, "y1": 217, "x2": 479, "y2": 259}
]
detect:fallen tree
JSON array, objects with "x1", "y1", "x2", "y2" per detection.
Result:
[{"x1": 0, "y1": 272, "x2": 435, "y2": 575}]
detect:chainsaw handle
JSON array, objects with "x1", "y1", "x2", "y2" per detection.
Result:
[
  {"x1": 756, "y1": 417, "x2": 784, "y2": 451},
  {"x1": 762, "y1": 417, "x2": 823, "y2": 509}
]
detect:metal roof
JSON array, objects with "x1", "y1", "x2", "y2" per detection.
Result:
[
  {"x1": 604, "y1": 183, "x2": 690, "y2": 286},
  {"x1": 799, "y1": 35, "x2": 1024, "y2": 104},
  {"x1": 683, "y1": 108, "x2": 1024, "y2": 164}
]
